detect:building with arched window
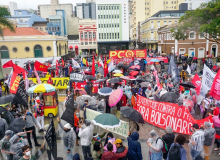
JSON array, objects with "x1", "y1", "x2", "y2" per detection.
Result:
[{"x1": 0, "y1": 27, "x2": 68, "y2": 67}]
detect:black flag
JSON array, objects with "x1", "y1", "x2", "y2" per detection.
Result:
[
  {"x1": 15, "y1": 77, "x2": 28, "y2": 107},
  {"x1": 61, "y1": 93, "x2": 75, "y2": 126},
  {"x1": 45, "y1": 119, "x2": 57, "y2": 159}
]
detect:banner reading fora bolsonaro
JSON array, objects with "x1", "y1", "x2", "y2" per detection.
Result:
[
  {"x1": 109, "y1": 49, "x2": 147, "y2": 64},
  {"x1": 136, "y1": 95, "x2": 213, "y2": 135}
]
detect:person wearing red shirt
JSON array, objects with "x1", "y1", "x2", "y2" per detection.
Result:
[
  {"x1": 47, "y1": 77, "x2": 53, "y2": 85},
  {"x1": 121, "y1": 92, "x2": 127, "y2": 107},
  {"x1": 74, "y1": 108, "x2": 80, "y2": 146},
  {"x1": 101, "y1": 142, "x2": 128, "y2": 160}
]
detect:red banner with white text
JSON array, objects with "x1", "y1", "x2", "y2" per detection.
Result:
[
  {"x1": 136, "y1": 95, "x2": 213, "y2": 135},
  {"x1": 210, "y1": 69, "x2": 220, "y2": 100}
]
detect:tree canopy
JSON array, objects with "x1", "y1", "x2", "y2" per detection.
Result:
[{"x1": 171, "y1": 0, "x2": 220, "y2": 43}]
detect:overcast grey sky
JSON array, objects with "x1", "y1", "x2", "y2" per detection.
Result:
[{"x1": 0, "y1": 0, "x2": 86, "y2": 10}]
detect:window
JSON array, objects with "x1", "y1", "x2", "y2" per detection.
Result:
[
  {"x1": 117, "y1": 15, "x2": 119, "y2": 18},
  {"x1": 104, "y1": 24, "x2": 106, "y2": 28},
  {"x1": 117, "y1": 6, "x2": 119, "y2": 10},
  {"x1": 104, "y1": 33, "x2": 106, "y2": 39},
  {"x1": 174, "y1": 6, "x2": 176, "y2": 9},
  {"x1": 115, "y1": 15, "x2": 116, "y2": 18},
  {"x1": 174, "y1": 21, "x2": 177, "y2": 23},
  {"x1": 34, "y1": 45, "x2": 43, "y2": 58},
  {"x1": 199, "y1": 32, "x2": 205, "y2": 39},
  {"x1": 89, "y1": 32, "x2": 92, "y2": 39},
  {"x1": 57, "y1": 27, "x2": 60, "y2": 31},
  {"x1": 112, "y1": 6, "x2": 113, "y2": 10},
  {"x1": 115, "y1": 33, "x2": 117, "y2": 39},
  {"x1": 47, "y1": 46, "x2": 51, "y2": 51},
  {"x1": 107, "y1": 33, "x2": 109, "y2": 39},
  {"x1": 35, "y1": 27, "x2": 38, "y2": 29},
  {"x1": 81, "y1": 42, "x2": 84, "y2": 45},
  {"x1": 0, "y1": 46, "x2": 9, "y2": 59},
  {"x1": 106, "y1": 15, "x2": 108, "y2": 19},
  {"x1": 99, "y1": 24, "x2": 100, "y2": 28},
  {"x1": 101, "y1": 6, "x2": 102, "y2": 10},
  {"x1": 98, "y1": 15, "x2": 100, "y2": 19},
  {"x1": 52, "y1": 27, "x2": 56, "y2": 31},
  {"x1": 107, "y1": 24, "x2": 108, "y2": 28},
  {"x1": 169, "y1": 21, "x2": 171, "y2": 25},
  {"x1": 166, "y1": 1, "x2": 168, "y2": 4},
  {"x1": 115, "y1": 24, "x2": 117, "y2": 27},
  {"x1": 112, "y1": 33, "x2": 114, "y2": 39},
  {"x1": 118, "y1": 33, "x2": 119, "y2": 39},
  {"x1": 151, "y1": 32, "x2": 154, "y2": 39},
  {"x1": 101, "y1": 24, "x2": 103, "y2": 28},
  {"x1": 49, "y1": 27, "x2": 51, "y2": 31},
  {"x1": 93, "y1": 42, "x2": 96, "y2": 45},
  {"x1": 104, "y1": 15, "x2": 105, "y2": 19},
  {"x1": 157, "y1": 21, "x2": 160, "y2": 28},
  {"x1": 81, "y1": 32, "x2": 83, "y2": 39},
  {"x1": 164, "y1": 21, "x2": 167, "y2": 25},
  {"x1": 85, "y1": 42, "x2": 88, "y2": 45},
  {"x1": 102, "y1": 33, "x2": 103, "y2": 39},
  {"x1": 114, "y1": 6, "x2": 116, "y2": 10},
  {"x1": 99, "y1": 33, "x2": 101, "y2": 39},
  {"x1": 109, "y1": 6, "x2": 111, "y2": 10},
  {"x1": 45, "y1": 27, "x2": 48, "y2": 30},
  {"x1": 110, "y1": 33, "x2": 111, "y2": 39},
  {"x1": 118, "y1": 24, "x2": 119, "y2": 27},
  {"x1": 25, "y1": 47, "x2": 30, "y2": 52},
  {"x1": 12, "y1": 47, "x2": 17, "y2": 53},
  {"x1": 101, "y1": 15, "x2": 103, "y2": 19},
  {"x1": 103, "y1": 6, "x2": 105, "y2": 10},
  {"x1": 189, "y1": 31, "x2": 196, "y2": 39},
  {"x1": 89, "y1": 42, "x2": 92, "y2": 45},
  {"x1": 112, "y1": 15, "x2": 114, "y2": 18},
  {"x1": 93, "y1": 32, "x2": 96, "y2": 39},
  {"x1": 85, "y1": 32, "x2": 88, "y2": 39}
]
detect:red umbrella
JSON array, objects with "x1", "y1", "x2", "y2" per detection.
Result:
[
  {"x1": 130, "y1": 71, "x2": 139, "y2": 77},
  {"x1": 74, "y1": 88, "x2": 87, "y2": 95},
  {"x1": 84, "y1": 71, "x2": 92, "y2": 75},
  {"x1": 193, "y1": 57, "x2": 198, "y2": 60},
  {"x1": 129, "y1": 65, "x2": 140, "y2": 70}
]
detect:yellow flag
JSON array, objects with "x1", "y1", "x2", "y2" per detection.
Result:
[{"x1": 83, "y1": 58, "x2": 87, "y2": 65}]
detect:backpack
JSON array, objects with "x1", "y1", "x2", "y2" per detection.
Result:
[
  {"x1": 156, "y1": 137, "x2": 168, "y2": 153},
  {"x1": 168, "y1": 144, "x2": 182, "y2": 160}
]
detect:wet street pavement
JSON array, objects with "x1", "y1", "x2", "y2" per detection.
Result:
[{"x1": 1, "y1": 90, "x2": 220, "y2": 160}]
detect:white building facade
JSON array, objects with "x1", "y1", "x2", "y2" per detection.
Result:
[
  {"x1": 185, "y1": 0, "x2": 211, "y2": 10},
  {"x1": 9, "y1": 2, "x2": 17, "y2": 15}
]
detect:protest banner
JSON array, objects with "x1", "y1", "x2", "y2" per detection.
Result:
[
  {"x1": 45, "y1": 119, "x2": 57, "y2": 159},
  {"x1": 210, "y1": 69, "x2": 220, "y2": 100},
  {"x1": 136, "y1": 95, "x2": 212, "y2": 135},
  {"x1": 86, "y1": 109, "x2": 129, "y2": 137},
  {"x1": 109, "y1": 49, "x2": 147, "y2": 64},
  {"x1": 10, "y1": 73, "x2": 21, "y2": 94},
  {"x1": 201, "y1": 64, "x2": 216, "y2": 96},
  {"x1": 15, "y1": 77, "x2": 28, "y2": 107},
  {"x1": 146, "y1": 57, "x2": 168, "y2": 65},
  {"x1": 70, "y1": 72, "x2": 84, "y2": 82},
  {"x1": 76, "y1": 81, "x2": 100, "y2": 93},
  {"x1": 28, "y1": 77, "x2": 69, "y2": 89}
]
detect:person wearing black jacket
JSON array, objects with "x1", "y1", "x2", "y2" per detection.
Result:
[
  {"x1": 115, "y1": 139, "x2": 127, "y2": 160},
  {"x1": 162, "y1": 126, "x2": 175, "y2": 159}
]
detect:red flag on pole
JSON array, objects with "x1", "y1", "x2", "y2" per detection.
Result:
[
  {"x1": 61, "y1": 59, "x2": 65, "y2": 67},
  {"x1": 3, "y1": 60, "x2": 13, "y2": 68},
  {"x1": 210, "y1": 70, "x2": 220, "y2": 100},
  {"x1": 191, "y1": 73, "x2": 202, "y2": 95},
  {"x1": 92, "y1": 54, "x2": 95, "y2": 77},
  {"x1": 69, "y1": 65, "x2": 73, "y2": 73},
  {"x1": 153, "y1": 66, "x2": 162, "y2": 90},
  {"x1": 34, "y1": 61, "x2": 49, "y2": 72},
  {"x1": 104, "y1": 55, "x2": 108, "y2": 77},
  {"x1": 55, "y1": 60, "x2": 59, "y2": 76}
]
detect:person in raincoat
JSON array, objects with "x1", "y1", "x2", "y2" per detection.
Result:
[
  {"x1": 0, "y1": 113, "x2": 8, "y2": 140},
  {"x1": 203, "y1": 122, "x2": 216, "y2": 160},
  {"x1": 57, "y1": 117, "x2": 76, "y2": 160},
  {"x1": 147, "y1": 130, "x2": 163, "y2": 160},
  {"x1": 1, "y1": 130, "x2": 14, "y2": 160},
  {"x1": 10, "y1": 132, "x2": 29, "y2": 160},
  {"x1": 127, "y1": 132, "x2": 142, "y2": 160},
  {"x1": 4, "y1": 106, "x2": 14, "y2": 125}
]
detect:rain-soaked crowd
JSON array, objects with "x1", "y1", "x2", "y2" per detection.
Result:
[{"x1": 0, "y1": 53, "x2": 220, "y2": 160}]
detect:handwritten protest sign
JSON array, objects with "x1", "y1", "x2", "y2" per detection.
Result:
[
  {"x1": 86, "y1": 109, "x2": 129, "y2": 137},
  {"x1": 136, "y1": 95, "x2": 212, "y2": 135},
  {"x1": 201, "y1": 64, "x2": 216, "y2": 96}
]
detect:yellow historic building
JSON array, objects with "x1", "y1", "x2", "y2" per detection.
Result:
[
  {"x1": 0, "y1": 27, "x2": 68, "y2": 65},
  {"x1": 141, "y1": 10, "x2": 186, "y2": 50}
]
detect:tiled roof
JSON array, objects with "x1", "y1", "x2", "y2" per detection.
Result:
[{"x1": 3, "y1": 27, "x2": 50, "y2": 36}]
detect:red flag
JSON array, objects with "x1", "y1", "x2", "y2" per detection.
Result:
[
  {"x1": 3, "y1": 60, "x2": 13, "y2": 68},
  {"x1": 92, "y1": 54, "x2": 95, "y2": 77},
  {"x1": 86, "y1": 60, "x2": 89, "y2": 67},
  {"x1": 153, "y1": 66, "x2": 162, "y2": 90},
  {"x1": 61, "y1": 59, "x2": 65, "y2": 67},
  {"x1": 10, "y1": 72, "x2": 21, "y2": 94},
  {"x1": 210, "y1": 70, "x2": 220, "y2": 100},
  {"x1": 69, "y1": 65, "x2": 73, "y2": 73},
  {"x1": 55, "y1": 60, "x2": 59, "y2": 75},
  {"x1": 34, "y1": 61, "x2": 49, "y2": 72},
  {"x1": 104, "y1": 56, "x2": 108, "y2": 77},
  {"x1": 191, "y1": 73, "x2": 202, "y2": 95}
]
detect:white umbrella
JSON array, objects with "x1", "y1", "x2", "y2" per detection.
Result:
[{"x1": 113, "y1": 70, "x2": 122, "y2": 74}]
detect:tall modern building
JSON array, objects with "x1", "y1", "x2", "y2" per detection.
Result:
[
  {"x1": 96, "y1": 0, "x2": 129, "y2": 55},
  {"x1": 145, "y1": 0, "x2": 185, "y2": 19},
  {"x1": 131, "y1": 0, "x2": 145, "y2": 41},
  {"x1": 75, "y1": 3, "x2": 96, "y2": 20},
  {"x1": 9, "y1": 2, "x2": 17, "y2": 15},
  {"x1": 185, "y1": 0, "x2": 211, "y2": 10}
]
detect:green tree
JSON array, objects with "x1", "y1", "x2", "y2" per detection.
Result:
[
  {"x1": 171, "y1": 0, "x2": 220, "y2": 43},
  {"x1": 0, "y1": 7, "x2": 15, "y2": 79}
]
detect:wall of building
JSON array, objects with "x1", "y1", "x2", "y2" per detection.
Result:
[
  {"x1": 9, "y1": 2, "x2": 17, "y2": 15},
  {"x1": 32, "y1": 23, "x2": 48, "y2": 33},
  {"x1": 56, "y1": 40, "x2": 68, "y2": 56},
  {"x1": 68, "y1": 17, "x2": 79, "y2": 36}
]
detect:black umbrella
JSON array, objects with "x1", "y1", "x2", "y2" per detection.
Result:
[
  {"x1": 37, "y1": 71, "x2": 43, "y2": 74},
  {"x1": 118, "y1": 63, "x2": 124, "y2": 68},
  {"x1": 180, "y1": 82, "x2": 196, "y2": 88},
  {"x1": 0, "y1": 106, "x2": 6, "y2": 113},
  {"x1": 58, "y1": 66, "x2": 63, "y2": 68},
  {"x1": 95, "y1": 79, "x2": 106, "y2": 83},
  {"x1": 48, "y1": 68, "x2": 56, "y2": 70},
  {"x1": 136, "y1": 77, "x2": 146, "y2": 83},
  {"x1": 0, "y1": 95, "x2": 15, "y2": 106},
  {"x1": 85, "y1": 75, "x2": 96, "y2": 80},
  {"x1": 120, "y1": 106, "x2": 144, "y2": 123},
  {"x1": 124, "y1": 65, "x2": 129, "y2": 69},
  {"x1": 97, "y1": 68, "x2": 104, "y2": 75},
  {"x1": 161, "y1": 69, "x2": 168, "y2": 72},
  {"x1": 108, "y1": 78, "x2": 122, "y2": 83},
  {"x1": 8, "y1": 118, "x2": 25, "y2": 133},
  {"x1": 160, "y1": 92, "x2": 179, "y2": 102},
  {"x1": 80, "y1": 66, "x2": 88, "y2": 69}
]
